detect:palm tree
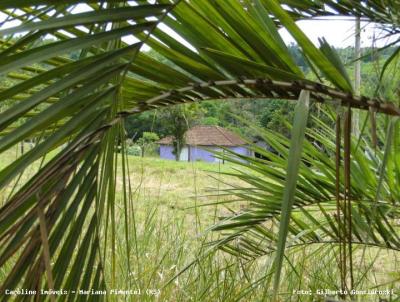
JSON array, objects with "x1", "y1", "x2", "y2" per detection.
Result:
[{"x1": 0, "y1": 1, "x2": 399, "y2": 301}]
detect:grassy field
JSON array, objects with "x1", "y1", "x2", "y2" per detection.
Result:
[
  {"x1": 1, "y1": 146, "x2": 398, "y2": 302},
  {"x1": 108, "y1": 156, "x2": 256, "y2": 301},
  {"x1": 0, "y1": 146, "x2": 259, "y2": 301}
]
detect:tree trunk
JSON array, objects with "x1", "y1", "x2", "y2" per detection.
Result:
[{"x1": 174, "y1": 141, "x2": 181, "y2": 161}]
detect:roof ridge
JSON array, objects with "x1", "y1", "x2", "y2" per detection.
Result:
[{"x1": 215, "y1": 126, "x2": 235, "y2": 145}]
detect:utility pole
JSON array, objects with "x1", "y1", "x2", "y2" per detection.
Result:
[{"x1": 353, "y1": 16, "x2": 361, "y2": 136}]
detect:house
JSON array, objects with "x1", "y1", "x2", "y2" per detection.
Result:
[{"x1": 157, "y1": 125, "x2": 251, "y2": 162}]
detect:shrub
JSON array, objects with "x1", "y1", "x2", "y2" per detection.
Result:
[{"x1": 127, "y1": 144, "x2": 142, "y2": 156}]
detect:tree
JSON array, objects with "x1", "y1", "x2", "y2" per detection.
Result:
[
  {"x1": 260, "y1": 99, "x2": 295, "y2": 136},
  {"x1": 136, "y1": 131, "x2": 159, "y2": 157},
  {"x1": 200, "y1": 116, "x2": 219, "y2": 125},
  {"x1": 124, "y1": 111, "x2": 168, "y2": 140},
  {"x1": 159, "y1": 104, "x2": 202, "y2": 161}
]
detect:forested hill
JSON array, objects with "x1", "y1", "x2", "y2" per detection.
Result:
[{"x1": 125, "y1": 45, "x2": 399, "y2": 141}]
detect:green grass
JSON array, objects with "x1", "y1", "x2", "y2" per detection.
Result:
[
  {"x1": 1, "y1": 145, "x2": 399, "y2": 302},
  {"x1": 89, "y1": 154, "x2": 265, "y2": 302},
  {"x1": 0, "y1": 145, "x2": 256, "y2": 301}
]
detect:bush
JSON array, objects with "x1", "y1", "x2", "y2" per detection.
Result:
[
  {"x1": 127, "y1": 144, "x2": 142, "y2": 156},
  {"x1": 137, "y1": 131, "x2": 160, "y2": 157}
]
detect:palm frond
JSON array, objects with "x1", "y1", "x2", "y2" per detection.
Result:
[
  {"x1": 207, "y1": 114, "x2": 400, "y2": 260},
  {"x1": 0, "y1": 2, "x2": 173, "y2": 297}
]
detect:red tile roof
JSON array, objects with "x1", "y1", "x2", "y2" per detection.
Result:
[{"x1": 157, "y1": 125, "x2": 246, "y2": 146}]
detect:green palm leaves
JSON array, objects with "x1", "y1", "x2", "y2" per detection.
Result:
[
  {"x1": 0, "y1": 2, "x2": 171, "y2": 300},
  {"x1": 208, "y1": 113, "x2": 400, "y2": 297},
  {"x1": 272, "y1": 90, "x2": 310, "y2": 299}
]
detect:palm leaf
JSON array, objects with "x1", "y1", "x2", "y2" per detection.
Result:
[
  {"x1": 0, "y1": 2, "x2": 173, "y2": 298},
  {"x1": 272, "y1": 90, "x2": 310, "y2": 299}
]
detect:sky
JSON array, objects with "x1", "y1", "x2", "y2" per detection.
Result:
[{"x1": 279, "y1": 17, "x2": 397, "y2": 48}]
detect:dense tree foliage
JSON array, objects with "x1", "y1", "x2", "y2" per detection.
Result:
[{"x1": 126, "y1": 45, "x2": 400, "y2": 142}]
